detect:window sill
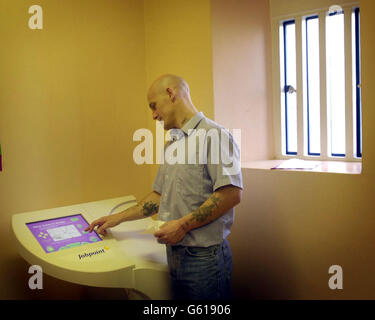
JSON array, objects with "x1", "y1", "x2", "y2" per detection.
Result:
[{"x1": 241, "y1": 160, "x2": 362, "y2": 175}]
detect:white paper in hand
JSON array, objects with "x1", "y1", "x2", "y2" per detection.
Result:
[{"x1": 142, "y1": 219, "x2": 165, "y2": 234}]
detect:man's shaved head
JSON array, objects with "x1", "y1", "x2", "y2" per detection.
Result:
[
  {"x1": 147, "y1": 74, "x2": 197, "y2": 130},
  {"x1": 147, "y1": 74, "x2": 190, "y2": 100}
]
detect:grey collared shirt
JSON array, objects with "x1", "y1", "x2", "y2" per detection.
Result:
[{"x1": 152, "y1": 112, "x2": 243, "y2": 247}]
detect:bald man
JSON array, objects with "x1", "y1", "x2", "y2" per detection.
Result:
[{"x1": 86, "y1": 74, "x2": 243, "y2": 300}]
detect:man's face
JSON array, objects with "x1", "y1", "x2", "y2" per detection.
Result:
[{"x1": 148, "y1": 92, "x2": 175, "y2": 130}]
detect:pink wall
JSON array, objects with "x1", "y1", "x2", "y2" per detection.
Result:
[
  {"x1": 213, "y1": 0, "x2": 375, "y2": 299},
  {"x1": 211, "y1": 0, "x2": 274, "y2": 161}
]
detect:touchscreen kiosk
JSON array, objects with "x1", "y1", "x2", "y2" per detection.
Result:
[
  {"x1": 12, "y1": 195, "x2": 172, "y2": 299},
  {"x1": 12, "y1": 198, "x2": 138, "y2": 288},
  {"x1": 26, "y1": 214, "x2": 102, "y2": 253}
]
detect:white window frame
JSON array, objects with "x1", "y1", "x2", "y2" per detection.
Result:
[{"x1": 271, "y1": 2, "x2": 362, "y2": 162}]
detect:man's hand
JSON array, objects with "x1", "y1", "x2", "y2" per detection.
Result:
[
  {"x1": 84, "y1": 214, "x2": 123, "y2": 236},
  {"x1": 154, "y1": 220, "x2": 187, "y2": 245}
]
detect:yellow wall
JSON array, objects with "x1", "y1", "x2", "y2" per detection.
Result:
[
  {"x1": 143, "y1": 0, "x2": 213, "y2": 119},
  {"x1": 0, "y1": 0, "x2": 214, "y2": 299},
  {"x1": 143, "y1": 0, "x2": 214, "y2": 186},
  {"x1": 0, "y1": 0, "x2": 149, "y2": 298}
]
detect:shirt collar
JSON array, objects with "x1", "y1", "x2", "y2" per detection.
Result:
[{"x1": 181, "y1": 112, "x2": 205, "y2": 136}]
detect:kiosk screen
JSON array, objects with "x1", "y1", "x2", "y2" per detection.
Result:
[{"x1": 26, "y1": 214, "x2": 102, "y2": 253}]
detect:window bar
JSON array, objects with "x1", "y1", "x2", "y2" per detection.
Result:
[
  {"x1": 283, "y1": 20, "x2": 297, "y2": 155},
  {"x1": 274, "y1": 21, "x2": 283, "y2": 159},
  {"x1": 354, "y1": 7, "x2": 362, "y2": 158},
  {"x1": 295, "y1": 17, "x2": 304, "y2": 157},
  {"x1": 305, "y1": 15, "x2": 320, "y2": 156},
  {"x1": 327, "y1": 11, "x2": 346, "y2": 158},
  {"x1": 319, "y1": 12, "x2": 328, "y2": 159},
  {"x1": 344, "y1": 7, "x2": 354, "y2": 161}
]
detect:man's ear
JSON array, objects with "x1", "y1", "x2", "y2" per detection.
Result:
[{"x1": 166, "y1": 88, "x2": 176, "y2": 102}]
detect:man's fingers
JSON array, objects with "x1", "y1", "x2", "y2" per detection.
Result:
[
  {"x1": 157, "y1": 237, "x2": 168, "y2": 244},
  {"x1": 154, "y1": 222, "x2": 170, "y2": 237},
  {"x1": 85, "y1": 218, "x2": 105, "y2": 233},
  {"x1": 85, "y1": 223, "x2": 95, "y2": 232},
  {"x1": 85, "y1": 223, "x2": 94, "y2": 232},
  {"x1": 86, "y1": 223, "x2": 96, "y2": 233},
  {"x1": 154, "y1": 229, "x2": 169, "y2": 244},
  {"x1": 154, "y1": 229, "x2": 164, "y2": 237},
  {"x1": 97, "y1": 222, "x2": 110, "y2": 236}
]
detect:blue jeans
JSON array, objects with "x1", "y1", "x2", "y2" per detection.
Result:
[{"x1": 166, "y1": 239, "x2": 233, "y2": 300}]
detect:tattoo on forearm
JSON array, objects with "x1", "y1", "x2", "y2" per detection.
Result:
[
  {"x1": 141, "y1": 201, "x2": 159, "y2": 217},
  {"x1": 190, "y1": 194, "x2": 221, "y2": 223}
]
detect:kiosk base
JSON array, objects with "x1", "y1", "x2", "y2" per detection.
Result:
[{"x1": 12, "y1": 195, "x2": 172, "y2": 300}]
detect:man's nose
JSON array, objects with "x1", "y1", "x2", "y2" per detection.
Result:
[{"x1": 152, "y1": 110, "x2": 159, "y2": 120}]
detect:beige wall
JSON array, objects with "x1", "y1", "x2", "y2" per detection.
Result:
[
  {"x1": 220, "y1": 0, "x2": 375, "y2": 299},
  {"x1": 360, "y1": 0, "x2": 375, "y2": 174},
  {"x1": 211, "y1": 0, "x2": 274, "y2": 161},
  {"x1": 0, "y1": 0, "x2": 149, "y2": 299},
  {"x1": 270, "y1": 0, "x2": 358, "y2": 18}
]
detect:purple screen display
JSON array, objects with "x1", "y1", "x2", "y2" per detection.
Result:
[{"x1": 26, "y1": 214, "x2": 102, "y2": 253}]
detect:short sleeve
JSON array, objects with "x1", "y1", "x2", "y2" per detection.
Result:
[
  {"x1": 152, "y1": 165, "x2": 164, "y2": 194},
  {"x1": 206, "y1": 128, "x2": 243, "y2": 192}
]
